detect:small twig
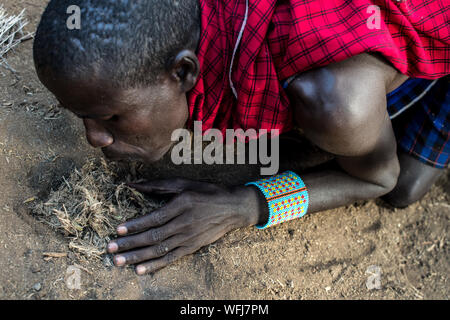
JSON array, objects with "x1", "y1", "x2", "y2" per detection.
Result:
[{"x1": 43, "y1": 252, "x2": 68, "y2": 258}]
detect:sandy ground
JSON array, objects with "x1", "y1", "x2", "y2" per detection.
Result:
[{"x1": 0, "y1": 0, "x2": 448, "y2": 300}]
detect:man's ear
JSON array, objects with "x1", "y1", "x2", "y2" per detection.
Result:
[{"x1": 170, "y1": 50, "x2": 200, "y2": 92}]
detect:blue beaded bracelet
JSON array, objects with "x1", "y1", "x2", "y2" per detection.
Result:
[{"x1": 246, "y1": 171, "x2": 309, "y2": 229}]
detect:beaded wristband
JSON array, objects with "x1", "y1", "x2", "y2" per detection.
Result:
[{"x1": 246, "y1": 171, "x2": 309, "y2": 229}]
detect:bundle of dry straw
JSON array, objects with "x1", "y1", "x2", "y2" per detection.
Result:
[
  {"x1": 0, "y1": 6, "x2": 33, "y2": 69},
  {"x1": 32, "y1": 159, "x2": 162, "y2": 260}
]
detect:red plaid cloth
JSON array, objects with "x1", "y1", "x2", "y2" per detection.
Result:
[{"x1": 187, "y1": 0, "x2": 450, "y2": 137}]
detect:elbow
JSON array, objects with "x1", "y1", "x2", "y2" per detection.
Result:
[{"x1": 377, "y1": 156, "x2": 401, "y2": 196}]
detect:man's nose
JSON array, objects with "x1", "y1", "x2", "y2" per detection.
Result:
[{"x1": 83, "y1": 119, "x2": 114, "y2": 148}]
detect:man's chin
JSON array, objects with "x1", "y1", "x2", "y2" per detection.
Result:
[
  {"x1": 101, "y1": 149, "x2": 137, "y2": 162},
  {"x1": 143, "y1": 144, "x2": 173, "y2": 163}
]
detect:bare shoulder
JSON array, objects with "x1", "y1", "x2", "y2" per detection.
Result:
[
  {"x1": 286, "y1": 53, "x2": 405, "y2": 109},
  {"x1": 285, "y1": 53, "x2": 397, "y2": 129}
]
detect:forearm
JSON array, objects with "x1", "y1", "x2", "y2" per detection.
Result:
[
  {"x1": 236, "y1": 113, "x2": 401, "y2": 227},
  {"x1": 242, "y1": 163, "x2": 398, "y2": 227},
  {"x1": 301, "y1": 166, "x2": 394, "y2": 214},
  {"x1": 242, "y1": 141, "x2": 400, "y2": 227}
]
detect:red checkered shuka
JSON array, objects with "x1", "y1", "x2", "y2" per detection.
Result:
[{"x1": 186, "y1": 0, "x2": 450, "y2": 138}]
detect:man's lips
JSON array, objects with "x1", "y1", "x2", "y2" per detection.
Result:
[
  {"x1": 101, "y1": 142, "x2": 172, "y2": 163},
  {"x1": 101, "y1": 142, "x2": 145, "y2": 161}
]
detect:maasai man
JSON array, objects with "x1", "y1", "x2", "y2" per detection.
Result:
[{"x1": 33, "y1": 0, "x2": 449, "y2": 275}]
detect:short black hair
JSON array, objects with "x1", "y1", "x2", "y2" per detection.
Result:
[{"x1": 33, "y1": 0, "x2": 200, "y2": 87}]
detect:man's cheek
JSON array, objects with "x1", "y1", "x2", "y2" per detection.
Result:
[{"x1": 113, "y1": 118, "x2": 150, "y2": 135}]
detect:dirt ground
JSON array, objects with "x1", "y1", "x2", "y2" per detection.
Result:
[{"x1": 0, "y1": 0, "x2": 448, "y2": 300}]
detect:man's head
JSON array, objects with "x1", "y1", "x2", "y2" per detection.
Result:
[{"x1": 33, "y1": 0, "x2": 201, "y2": 162}]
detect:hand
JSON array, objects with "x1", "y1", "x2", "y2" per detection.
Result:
[{"x1": 107, "y1": 178, "x2": 266, "y2": 275}]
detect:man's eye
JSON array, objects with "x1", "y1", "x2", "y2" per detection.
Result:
[{"x1": 100, "y1": 115, "x2": 118, "y2": 121}]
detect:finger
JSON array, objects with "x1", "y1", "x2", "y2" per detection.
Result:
[
  {"x1": 128, "y1": 178, "x2": 195, "y2": 194},
  {"x1": 135, "y1": 224, "x2": 231, "y2": 275},
  {"x1": 112, "y1": 235, "x2": 185, "y2": 266},
  {"x1": 109, "y1": 218, "x2": 184, "y2": 253},
  {"x1": 128, "y1": 178, "x2": 218, "y2": 194},
  {"x1": 135, "y1": 246, "x2": 196, "y2": 275},
  {"x1": 116, "y1": 197, "x2": 184, "y2": 236}
]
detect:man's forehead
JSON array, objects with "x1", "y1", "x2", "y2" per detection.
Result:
[
  {"x1": 59, "y1": 98, "x2": 119, "y2": 115},
  {"x1": 50, "y1": 80, "x2": 126, "y2": 111},
  {"x1": 44, "y1": 73, "x2": 167, "y2": 117}
]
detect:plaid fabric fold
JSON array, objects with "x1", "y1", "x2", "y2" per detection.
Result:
[
  {"x1": 389, "y1": 76, "x2": 450, "y2": 168},
  {"x1": 187, "y1": 0, "x2": 450, "y2": 136}
]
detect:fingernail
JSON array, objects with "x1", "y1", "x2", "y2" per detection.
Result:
[
  {"x1": 115, "y1": 255, "x2": 126, "y2": 266},
  {"x1": 136, "y1": 265, "x2": 146, "y2": 275},
  {"x1": 117, "y1": 225, "x2": 127, "y2": 235},
  {"x1": 107, "y1": 242, "x2": 118, "y2": 253}
]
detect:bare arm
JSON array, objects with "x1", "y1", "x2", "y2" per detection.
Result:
[
  {"x1": 107, "y1": 54, "x2": 406, "y2": 274},
  {"x1": 284, "y1": 54, "x2": 402, "y2": 215}
]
